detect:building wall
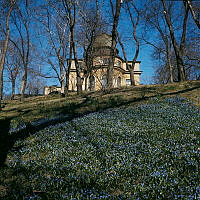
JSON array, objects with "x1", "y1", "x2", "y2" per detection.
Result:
[
  {"x1": 44, "y1": 86, "x2": 62, "y2": 95},
  {"x1": 68, "y1": 58, "x2": 141, "y2": 91},
  {"x1": 68, "y1": 71, "x2": 77, "y2": 91}
]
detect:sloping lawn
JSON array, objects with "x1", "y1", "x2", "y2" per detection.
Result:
[{"x1": 0, "y1": 97, "x2": 200, "y2": 199}]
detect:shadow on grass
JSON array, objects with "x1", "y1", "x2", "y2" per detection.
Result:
[
  {"x1": 0, "y1": 118, "x2": 13, "y2": 167},
  {"x1": 1, "y1": 84, "x2": 199, "y2": 168},
  {"x1": 161, "y1": 85, "x2": 200, "y2": 95},
  {"x1": 1, "y1": 164, "x2": 108, "y2": 200},
  {"x1": 0, "y1": 83, "x2": 199, "y2": 199},
  {"x1": 0, "y1": 95, "x2": 147, "y2": 169}
]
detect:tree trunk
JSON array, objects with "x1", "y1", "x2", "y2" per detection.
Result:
[
  {"x1": 131, "y1": 39, "x2": 139, "y2": 86},
  {"x1": 129, "y1": 68, "x2": 135, "y2": 86},
  {"x1": 61, "y1": 79, "x2": 65, "y2": 94},
  {"x1": 65, "y1": 31, "x2": 73, "y2": 94},
  {"x1": 72, "y1": 38, "x2": 82, "y2": 94},
  {"x1": 0, "y1": 68, "x2": 4, "y2": 101},
  {"x1": 126, "y1": 1, "x2": 140, "y2": 86},
  {"x1": 85, "y1": 74, "x2": 89, "y2": 91},
  {"x1": 107, "y1": 0, "x2": 122, "y2": 89},
  {"x1": 130, "y1": 64, "x2": 135, "y2": 85},
  {"x1": 169, "y1": 63, "x2": 174, "y2": 83},
  {"x1": 72, "y1": 39, "x2": 82, "y2": 94},
  {"x1": 185, "y1": 0, "x2": 200, "y2": 29},
  {"x1": 65, "y1": 72, "x2": 70, "y2": 94},
  {"x1": 11, "y1": 79, "x2": 16, "y2": 100},
  {"x1": 167, "y1": 39, "x2": 174, "y2": 83},
  {"x1": 67, "y1": 2, "x2": 82, "y2": 94},
  {"x1": 161, "y1": 0, "x2": 188, "y2": 82},
  {"x1": 65, "y1": 62, "x2": 71, "y2": 94},
  {"x1": 60, "y1": 62, "x2": 65, "y2": 94},
  {"x1": 20, "y1": 69, "x2": 28, "y2": 97},
  {"x1": 117, "y1": 31, "x2": 135, "y2": 86},
  {"x1": 107, "y1": 57, "x2": 114, "y2": 89},
  {"x1": 0, "y1": 3, "x2": 15, "y2": 109},
  {"x1": 76, "y1": 79, "x2": 82, "y2": 93},
  {"x1": 177, "y1": 57, "x2": 186, "y2": 81}
]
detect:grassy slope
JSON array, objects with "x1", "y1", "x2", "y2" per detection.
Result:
[
  {"x1": 0, "y1": 81, "x2": 199, "y2": 199},
  {"x1": 0, "y1": 80, "x2": 200, "y2": 126}
]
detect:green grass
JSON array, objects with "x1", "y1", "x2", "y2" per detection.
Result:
[
  {"x1": 0, "y1": 96, "x2": 200, "y2": 199},
  {"x1": 1, "y1": 81, "x2": 200, "y2": 127},
  {"x1": 0, "y1": 81, "x2": 200, "y2": 199}
]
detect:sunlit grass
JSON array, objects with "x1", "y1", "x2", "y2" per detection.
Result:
[{"x1": 1, "y1": 81, "x2": 200, "y2": 126}]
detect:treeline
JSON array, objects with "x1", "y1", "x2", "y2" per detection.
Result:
[{"x1": 0, "y1": 0, "x2": 199, "y2": 106}]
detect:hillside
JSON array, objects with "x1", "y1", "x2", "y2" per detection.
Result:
[
  {"x1": 0, "y1": 80, "x2": 200, "y2": 128},
  {"x1": 0, "y1": 81, "x2": 199, "y2": 199}
]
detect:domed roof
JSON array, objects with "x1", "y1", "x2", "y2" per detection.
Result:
[{"x1": 93, "y1": 34, "x2": 113, "y2": 48}]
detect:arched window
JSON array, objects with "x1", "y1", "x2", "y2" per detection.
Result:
[
  {"x1": 70, "y1": 77, "x2": 76, "y2": 91},
  {"x1": 102, "y1": 75, "x2": 107, "y2": 89},
  {"x1": 116, "y1": 60, "x2": 121, "y2": 67},
  {"x1": 89, "y1": 75, "x2": 95, "y2": 91},
  {"x1": 117, "y1": 77, "x2": 121, "y2": 87},
  {"x1": 103, "y1": 58, "x2": 110, "y2": 65}
]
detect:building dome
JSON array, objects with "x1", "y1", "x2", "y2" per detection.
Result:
[
  {"x1": 93, "y1": 34, "x2": 113, "y2": 48},
  {"x1": 93, "y1": 34, "x2": 117, "y2": 57}
]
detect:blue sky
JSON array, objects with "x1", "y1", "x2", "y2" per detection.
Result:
[
  {"x1": 115, "y1": 0, "x2": 156, "y2": 85},
  {"x1": 4, "y1": 0, "x2": 157, "y2": 95}
]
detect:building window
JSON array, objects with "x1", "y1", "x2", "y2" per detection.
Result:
[
  {"x1": 102, "y1": 75, "x2": 107, "y2": 89},
  {"x1": 117, "y1": 77, "x2": 121, "y2": 87},
  {"x1": 78, "y1": 61, "x2": 84, "y2": 70},
  {"x1": 116, "y1": 60, "x2": 121, "y2": 67},
  {"x1": 89, "y1": 75, "x2": 95, "y2": 91},
  {"x1": 126, "y1": 79, "x2": 131, "y2": 86},
  {"x1": 103, "y1": 58, "x2": 110, "y2": 65},
  {"x1": 126, "y1": 64, "x2": 131, "y2": 70},
  {"x1": 98, "y1": 58, "x2": 103, "y2": 65}
]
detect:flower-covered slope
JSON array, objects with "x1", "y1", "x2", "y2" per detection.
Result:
[{"x1": 2, "y1": 97, "x2": 200, "y2": 199}]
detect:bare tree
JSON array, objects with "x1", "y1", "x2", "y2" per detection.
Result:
[
  {"x1": 141, "y1": 0, "x2": 199, "y2": 83},
  {"x1": 107, "y1": 0, "x2": 122, "y2": 89},
  {"x1": 4, "y1": 0, "x2": 33, "y2": 98},
  {"x1": 77, "y1": 0, "x2": 108, "y2": 91},
  {"x1": 142, "y1": 0, "x2": 175, "y2": 83},
  {"x1": 184, "y1": 30, "x2": 200, "y2": 79},
  {"x1": 36, "y1": 1, "x2": 69, "y2": 94},
  {"x1": 161, "y1": 0, "x2": 190, "y2": 82},
  {"x1": 62, "y1": 0, "x2": 83, "y2": 94},
  {"x1": 26, "y1": 72, "x2": 46, "y2": 95},
  {"x1": 152, "y1": 42, "x2": 177, "y2": 84},
  {"x1": 184, "y1": 0, "x2": 200, "y2": 29},
  {"x1": 0, "y1": 0, "x2": 16, "y2": 109},
  {"x1": 5, "y1": 45, "x2": 21, "y2": 99},
  {"x1": 124, "y1": 0, "x2": 141, "y2": 86}
]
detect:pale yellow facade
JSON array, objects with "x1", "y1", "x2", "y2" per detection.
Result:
[
  {"x1": 68, "y1": 57, "x2": 141, "y2": 91},
  {"x1": 44, "y1": 86, "x2": 61, "y2": 95},
  {"x1": 44, "y1": 34, "x2": 142, "y2": 94}
]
